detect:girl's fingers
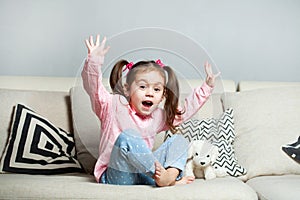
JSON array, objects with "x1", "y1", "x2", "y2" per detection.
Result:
[
  {"x1": 95, "y1": 34, "x2": 100, "y2": 46},
  {"x1": 85, "y1": 34, "x2": 109, "y2": 55},
  {"x1": 89, "y1": 35, "x2": 95, "y2": 47},
  {"x1": 204, "y1": 61, "x2": 212, "y2": 75},
  {"x1": 100, "y1": 36, "x2": 107, "y2": 49},
  {"x1": 204, "y1": 61, "x2": 220, "y2": 78},
  {"x1": 85, "y1": 39, "x2": 91, "y2": 50},
  {"x1": 102, "y1": 46, "x2": 110, "y2": 55},
  {"x1": 215, "y1": 71, "x2": 221, "y2": 78}
]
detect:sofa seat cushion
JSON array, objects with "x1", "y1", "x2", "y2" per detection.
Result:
[
  {"x1": 247, "y1": 175, "x2": 300, "y2": 200},
  {"x1": 0, "y1": 174, "x2": 257, "y2": 200}
]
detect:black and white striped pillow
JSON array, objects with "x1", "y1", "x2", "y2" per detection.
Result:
[
  {"x1": 166, "y1": 108, "x2": 247, "y2": 177},
  {"x1": 0, "y1": 104, "x2": 82, "y2": 174}
]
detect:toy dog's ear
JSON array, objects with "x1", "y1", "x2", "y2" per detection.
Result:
[{"x1": 187, "y1": 142, "x2": 194, "y2": 159}]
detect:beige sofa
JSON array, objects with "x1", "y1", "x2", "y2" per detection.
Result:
[{"x1": 0, "y1": 76, "x2": 299, "y2": 200}]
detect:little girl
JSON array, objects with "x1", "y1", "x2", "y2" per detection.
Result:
[{"x1": 82, "y1": 34, "x2": 220, "y2": 187}]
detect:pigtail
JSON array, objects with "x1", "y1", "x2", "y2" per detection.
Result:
[
  {"x1": 163, "y1": 66, "x2": 184, "y2": 133},
  {"x1": 109, "y1": 60, "x2": 128, "y2": 96}
]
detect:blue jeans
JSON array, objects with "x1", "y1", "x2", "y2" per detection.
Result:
[{"x1": 99, "y1": 129, "x2": 188, "y2": 185}]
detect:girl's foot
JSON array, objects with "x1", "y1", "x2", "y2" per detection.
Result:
[
  {"x1": 153, "y1": 162, "x2": 195, "y2": 186},
  {"x1": 175, "y1": 176, "x2": 195, "y2": 185},
  {"x1": 153, "y1": 161, "x2": 178, "y2": 187}
]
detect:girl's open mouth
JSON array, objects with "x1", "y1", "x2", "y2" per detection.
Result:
[{"x1": 142, "y1": 101, "x2": 153, "y2": 108}]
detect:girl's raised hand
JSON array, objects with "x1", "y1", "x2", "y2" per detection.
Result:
[
  {"x1": 85, "y1": 34, "x2": 110, "y2": 57},
  {"x1": 204, "y1": 61, "x2": 221, "y2": 87}
]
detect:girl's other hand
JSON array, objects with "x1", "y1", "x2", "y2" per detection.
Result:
[
  {"x1": 85, "y1": 34, "x2": 110, "y2": 57},
  {"x1": 204, "y1": 61, "x2": 221, "y2": 88}
]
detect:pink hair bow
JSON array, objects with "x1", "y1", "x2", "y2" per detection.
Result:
[
  {"x1": 155, "y1": 59, "x2": 164, "y2": 67},
  {"x1": 123, "y1": 62, "x2": 134, "y2": 72}
]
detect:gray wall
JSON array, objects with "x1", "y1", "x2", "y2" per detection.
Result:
[{"x1": 0, "y1": 0, "x2": 299, "y2": 83}]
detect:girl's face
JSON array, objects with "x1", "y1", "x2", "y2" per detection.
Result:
[{"x1": 126, "y1": 70, "x2": 165, "y2": 117}]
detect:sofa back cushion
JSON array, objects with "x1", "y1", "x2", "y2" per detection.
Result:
[
  {"x1": 221, "y1": 86, "x2": 300, "y2": 180},
  {"x1": 238, "y1": 81, "x2": 300, "y2": 91},
  {"x1": 174, "y1": 79, "x2": 236, "y2": 120},
  {"x1": 0, "y1": 89, "x2": 72, "y2": 165},
  {"x1": 70, "y1": 86, "x2": 100, "y2": 174}
]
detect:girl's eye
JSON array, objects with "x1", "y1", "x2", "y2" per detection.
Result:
[
  {"x1": 154, "y1": 88, "x2": 161, "y2": 92},
  {"x1": 139, "y1": 85, "x2": 146, "y2": 89}
]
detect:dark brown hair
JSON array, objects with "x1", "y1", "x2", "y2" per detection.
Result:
[{"x1": 109, "y1": 60, "x2": 183, "y2": 133}]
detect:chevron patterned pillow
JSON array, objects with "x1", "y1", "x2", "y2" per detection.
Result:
[{"x1": 165, "y1": 108, "x2": 247, "y2": 177}]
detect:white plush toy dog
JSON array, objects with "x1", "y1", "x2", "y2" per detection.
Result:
[{"x1": 184, "y1": 140, "x2": 227, "y2": 180}]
